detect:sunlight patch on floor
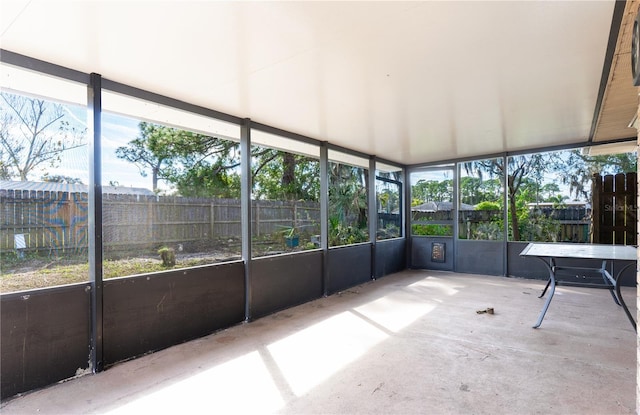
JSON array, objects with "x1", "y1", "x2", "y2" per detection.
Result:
[
  {"x1": 354, "y1": 294, "x2": 436, "y2": 332},
  {"x1": 105, "y1": 351, "x2": 284, "y2": 414},
  {"x1": 408, "y1": 277, "x2": 460, "y2": 296},
  {"x1": 267, "y1": 311, "x2": 388, "y2": 396}
]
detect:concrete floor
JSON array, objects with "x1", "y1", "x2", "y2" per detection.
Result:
[{"x1": 1, "y1": 270, "x2": 636, "y2": 414}]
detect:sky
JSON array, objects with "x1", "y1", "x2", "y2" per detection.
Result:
[
  {"x1": 38, "y1": 107, "x2": 577, "y2": 200},
  {"x1": 407, "y1": 159, "x2": 590, "y2": 203},
  {"x1": 34, "y1": 105, "x2": 158, "y2": 191},
  {"x1": 4, "y1": 95, "x2": 623, "y2": 203}
]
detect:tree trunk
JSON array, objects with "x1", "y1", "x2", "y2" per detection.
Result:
[
  {"x1": 152, "y1": 168, "x2": 158, "y2": 192},
  {"x1": 508, "y1": 175, "x2": 520, "y2": 240},
  {"x1": 281, "y1": 153, "x2": 296, "y2": 199}
]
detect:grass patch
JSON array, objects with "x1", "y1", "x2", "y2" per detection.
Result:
[{"x1": 0, "y1": 253, "x2": 238, "y2": 293}]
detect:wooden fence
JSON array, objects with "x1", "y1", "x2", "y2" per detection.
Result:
[
  {"x1": 0, "y1": 190, "x2": 320, "y2": 254},
  {"x1": 1, "y1": 189, "x2": 89, "y2": 255},
  {"x1": 592, "y1": 172, "x2": 637, "y2": 245}
]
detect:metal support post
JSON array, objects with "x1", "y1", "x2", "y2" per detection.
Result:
[
  {"x1": 88, "y1": 73, "x2": 103, "y2": 373},
  {"x1": 320, "y1": 142, "x2": 329, "y2": 295},
  {"x1": 369, "y1": 156, "x2": 377, "y2": 279},
  {"x1": 241, "y1": 118, "x2": 252, "y2": 321}
]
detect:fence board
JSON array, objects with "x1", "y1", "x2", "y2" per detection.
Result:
[
  {"x1": 614, "y1": 174, "x2": 626, "y2": 244},
  {"x1": 1, "y1": 191, "x2": 320, "y2": 254},
  {"x1": 592, "y1": 172, "x2": 637, "y2": 245},
  {"x1": 625, "y1": 172, "x2": 637, "y2": 245}
]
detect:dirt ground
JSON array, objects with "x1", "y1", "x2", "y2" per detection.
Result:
[
  {"x1": 0, "y1": 233, "x2": 319, "y2": 293},
  {"x1": 0, "y1": 251, "x2": 242, "y2": 294}
]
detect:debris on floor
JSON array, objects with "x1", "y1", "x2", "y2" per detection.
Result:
[{"x1": 476, "y1": 307, "x2": 494, "y2": 314}]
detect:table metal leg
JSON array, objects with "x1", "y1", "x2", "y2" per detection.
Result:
[
  {"x1": 538, "y1": 278, "x2": 551, "y2": 298},
  {"x1": 608, "y1": 287, "x2": 622, "y2": 306},
  {"x1": 599, "y1": 261, "x2": 621, "y2": 306},
  {"x1": 533, "y1": 258, "x2": 556, "y2": 329},
  {"x1": 614, "y1": 262, "x2": 637, "y2": 332}
]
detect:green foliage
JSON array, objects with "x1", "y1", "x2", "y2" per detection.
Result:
[
  {"x1": 157, "y1": 246, "x2": 176, "y2": 267},
  {"x1": 0, "y1": 250, "x2": 38, "y2": 271},
  {"x1": 459, "y1": 210, "x2": 504, "y2": 240},
  {"x1": 328, "y1": 162, "x2": 368, "y2": 233},
  {"x1": 474, "y1": 201, "x2": 502, "y2": 211},
  {"x1": 376, "y1": 180, "x2": 401, "y2": 214},
  {"x1": 472, "y1": 222, "x2": 503, "y2": 240},
  {"x1": 103, "y1": 259, "x2": 168, "y2": 277},
  {"x1": 329, "y1": 217, "x2": 368, "y2": 246},
  {"x1": 540, "y1": 183, "x2": 560, "y2": 201},
  {"x1": 412, "y1": 179, "x2": 452, "y2": 202},
  {"x1": 117, "y1": 124, "x2": 322, "y2": 200},
  {"x1": 555, "y1": 149, "x2": 637, "y2": 200},
  {"x1": 463, "y1": 154, "x2": 551, "y2": 241},
  {"x1": 460, "y1": 176, "x2": 502, "y2": 205},
  {"x1": 519, "y1": 213, "x2": 561, "y2": 242},
  {"x1": 377, "y1": 224, "x2": 400, "y2": 240},
  {"x1": 411, "y1": 224, "x2": 452, "y2": 236},
  {"x1": 411, "y1": 150, "x2": 636, "y2": 242},
  {"x1": 176, "y1": 164, "x2": 241, "y2": 198},
  {"x1": 116, "y1": 122, "x2": 241, "y2": 195},
  {"x1": 0, "y1": 159, "x2": 10, "y2": 180},
  {"x1": 252, "y1": 148, "x2": 320, "y2": 201},
  {"x1": 275, "y1": 224, "x2": 298, "y2": 239}
]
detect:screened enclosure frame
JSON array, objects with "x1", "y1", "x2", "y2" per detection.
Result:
[
  {"x1": 1, "y1": 48, "x2": 636, "y2": 381},
  {"x1": 408, "y1": 145, "x2": 637, "y2": 275},
  {"x1": 0, "y1": 50, "x2": 406, "y2": 374}
]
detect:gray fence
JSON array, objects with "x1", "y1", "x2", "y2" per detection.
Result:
[{"x1": 0, "y1": 190, "x2": 320, "y2": 254}]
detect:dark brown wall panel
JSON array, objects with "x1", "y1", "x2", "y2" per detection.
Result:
[
  {"x1": 103, "y1": 261, "x2": 245, "y2": 365},
  {"x1": 327, "y1": 244, "x2": 372, "y2": 294},
  {"x1": 456, "y1": 240, "x2": 504, "y2": 276},
  {"x1": 1, "y1": 284, "x2": 91, "y2": 400},
  {"x1": 250, "y1": 251, "x2": 323, "y2": 319},
  {"x1": 375, "y1": 239, "x2": 406, "y2": 278}
]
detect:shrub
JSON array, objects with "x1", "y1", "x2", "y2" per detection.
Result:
[
  {"x1": 157, "y1": 246, "x2": 176, "y2": 267},
  {"x1": 475, "y1": 201, "x2": 502, "y2": 211}
]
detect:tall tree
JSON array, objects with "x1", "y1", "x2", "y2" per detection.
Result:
[
  {"x1": 377, "y1": 185, "x2": 400, "y2": 214},
  {"x1": 556, "y1": 149, "x2": 637, "y2": 200},
  {"x1": 328, "y1": 162, "x2": 368, "y2": 228},
  {"x1": 117, "y1": 122, "x2": 316, "y2": 199},
  {"x1": 251, "y1": 147, "x2": 319, "y2": 201},
  {"x1": 460, "y1": 176, "x2": 503, "y2": 205},
  {"x1": 412, "y1": 179, "x2": 453, "y2": 203},
  {"x1": 464, "y1": 155, "x2": 549, "y2": 241},
  {"x1": 0, "y1": 152, "x2": 11, "y2": 180},
  {"x1": 0, "y1": 92, "x2": 85, "y2": 181},
  {"x1": 115, "y1": 123, "x2": 172, "y2": 192},
  {"x1": 116, "y1": 122, "x2": 240, "y2": 194},
  {"x1": 540, "y1": 183, "x2": 561, "y2": 202}
]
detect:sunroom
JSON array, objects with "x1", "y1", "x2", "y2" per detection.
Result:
[{"x1": 0, "y1": 1, "x2": 638, "y2": 412}]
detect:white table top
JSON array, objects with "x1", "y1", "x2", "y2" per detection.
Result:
[{"x1": 520, "y1": 242, "x2": 637, "y2": 261}]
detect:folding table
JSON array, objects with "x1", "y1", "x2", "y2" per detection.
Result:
[{"x1": 519, "y1": 242, "x2": 637, "y2": 331}]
